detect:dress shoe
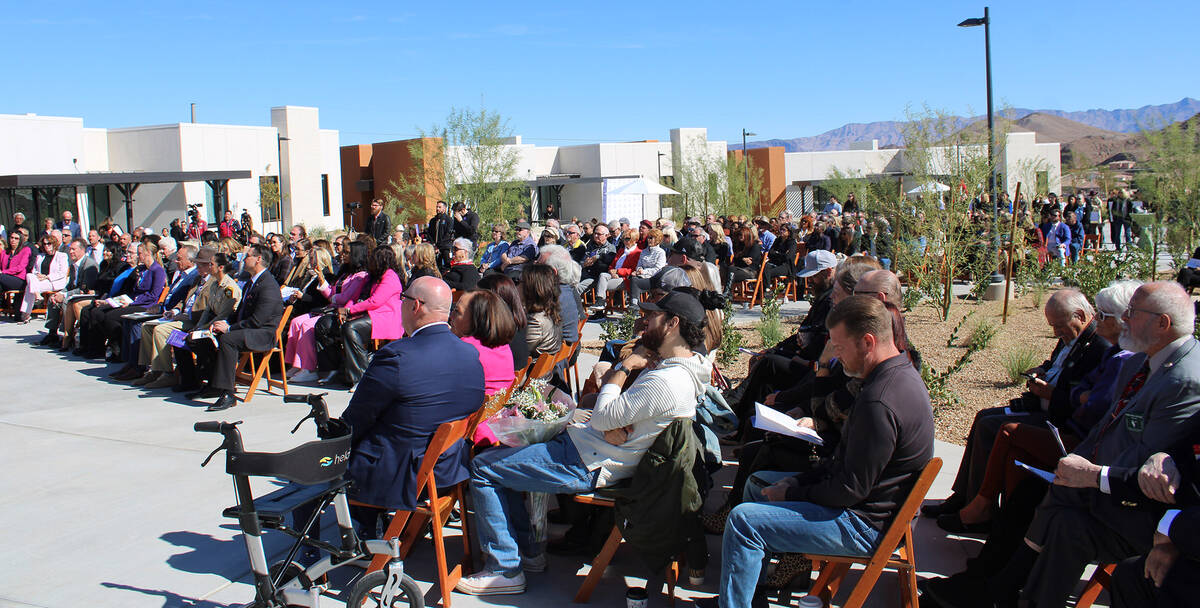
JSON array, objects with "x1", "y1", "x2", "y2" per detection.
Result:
[
  {"x1": 206, "y1": 393, "x2": 237, "y2": 412},
  {"x1": 936, "y1": 512, "x2": 992, "y2": 535},
  {"x1": 920, "y1": 493, "x2": 965, "y2": 518},
  {"x1": 110, "y1": 366, "x2": 144, "y2": 381},
  {"x1": 920, "y1": 573, "x2": 990, "y2": 608},
  {"x1": 144, "y1": 373, "x2": 178, "y2": 389},
  {"x1": 189, "y1": 387, "x2": 226, "y2": 401},
  {"x1": 131, "y1": 371, "x2": 161, "y2": 386},
  {"x1": 38, "y1": 333, "x2": 60, "y2": 346}
]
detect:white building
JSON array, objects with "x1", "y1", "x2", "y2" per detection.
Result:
[
  {"x1": 447, "y1": 127, "x2": 727, "y2": 223},
  {"x1": 0, "y1": 106, "x2": 342, "y2": 236}
]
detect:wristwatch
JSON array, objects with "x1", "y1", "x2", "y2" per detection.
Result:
[{"x1": 613, "y1": 361, "x2": 630, "y2": 375}]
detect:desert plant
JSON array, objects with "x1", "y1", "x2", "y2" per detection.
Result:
[
  {"x1": 716, "y1": 299, "x2": 744, "y2": 366},
  {"x1": 1000, "y1": 345, "x2": 1042, "y2": 386},
  {"x1": 756, "y1": 286, "x2": 786, "y2": 350},
  {"x1": 922, "y1": 345, "x2": 983, "y2": 414},
  {"x1": 964, "y1": 318, "x2": 999, "y2": 351},
  {"x1": 599, "y1": 306, "x2": 638, "y2": 343},
  {"x1": 947, "y1": 311, "x2": 976, "y2": 348}
]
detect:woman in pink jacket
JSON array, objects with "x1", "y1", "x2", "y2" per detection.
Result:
[
  {"x1": 1, "y1": 231, "x2": 33, "y2": 297},
  {"x1": 285, "y1": 241, "x2": 369, "y2": 382},
  {"x1": 315, "y1": 244, "x2": 405, "y2": 388},
  {"x1": 20, "y1": 234, "x2": 70, "y2": 321}
]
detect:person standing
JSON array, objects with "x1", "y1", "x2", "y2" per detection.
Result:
[
  {"x1": 428, "y1": 200, "x2": 455, "y2": 270},
  {"x1": 364, "y1": 198, "x2": 391, "y2": 245},
  {"x1": 57, "y1": 211, "x2": 81, "y2": 240},
  {"x1": 217, "y1": 210, "x2": 241, "y2": 240},
  {"x1": 452, "y1": 201, "x2": 480, "y2": 244}
]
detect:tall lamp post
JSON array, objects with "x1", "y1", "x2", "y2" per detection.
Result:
[
  {"x1": 741, "y1": 128, "x2": 756, "y2": 212},
  {"x1": 959, "y1": 6, "x2": 1002, "y2": 280}
]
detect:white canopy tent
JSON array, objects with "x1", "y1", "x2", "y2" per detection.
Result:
[
  {"x1": 606, "y1": 177, "x2": 681, "y2": 222},
  {"x1": 906, "y1": 182, "x2": 950, "y2": 196}
]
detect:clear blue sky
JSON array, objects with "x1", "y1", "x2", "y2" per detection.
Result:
[{"x1": 3, "y1": 1, "x2": 1196, "y2": 146}]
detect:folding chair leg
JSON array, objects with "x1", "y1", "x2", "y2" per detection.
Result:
[
  {"x1": 1076, "y1": 563, "x2": 1115, "y2": 608},
  {"x1": 429, "y1": 507, "x2": 461, "y2": 608},
  {"x1": 809, "y1": 560, "x2": 850, "y2": 605},
  {"x1": 574, "y1": 525, "x2": 623, "y2": 603},
  {"x1": 368, "y1": 510, "x2": 414, "y2": 572},
  {"x1": 276, "y1": 350, "x2": 289, "y2": 396}
]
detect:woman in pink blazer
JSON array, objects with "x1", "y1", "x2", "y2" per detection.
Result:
[
  {"x1": 0, "y1": 231, "x2": 33, "y2": 295},
  {"x1": 285, "y1": 241, "x2": 369, "y2": 381},
  {"x1": 316, "y1": 245, "x2": 405, "y2": 387},
  {"x1": 20, "y1": 234, "x2": 70, "y2": 320}
]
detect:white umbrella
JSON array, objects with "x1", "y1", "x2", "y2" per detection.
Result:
[
  {"x1": 607, "y1": 177, "x2": 681, "y2": 196},
  {"x1": 906, "y1": 182, "x2": 950, "y2": 195},
  {"x1": 608, "y1": 177, "x2": 680, "y2": 222}
]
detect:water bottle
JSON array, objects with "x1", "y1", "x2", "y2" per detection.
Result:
[{"x1": 796, "y1": 596, "x2": 824, "y2": 608}]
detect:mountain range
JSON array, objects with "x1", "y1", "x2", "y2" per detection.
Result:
[{"x1": 741, "y1": 97, "x2": 1200, "y2": 154}]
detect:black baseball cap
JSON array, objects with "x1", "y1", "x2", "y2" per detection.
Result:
[
  {"x1": 639, "y1": 289, "x2": 705, "y2": 324},
  {"x1": 671, "y1": 238, "x2": 704, "y2": 260}
]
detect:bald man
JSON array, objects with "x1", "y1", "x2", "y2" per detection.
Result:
[{"x1": 338, "y1": 276, "x2": 485, "y2": 532}]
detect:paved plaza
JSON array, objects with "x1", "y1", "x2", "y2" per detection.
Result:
[{"x1": 1, "y1": 318, "x2": 992, "y2": 608}]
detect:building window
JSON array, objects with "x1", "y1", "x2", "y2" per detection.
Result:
[
  {"x1": 260, "y1": 176, "x2": 281, "y2": 223},
  {"x1": 87, "y1": 185, "x2": 111, "y2": 228},
  {"x1": 321, "y1": 174, "x2": 330, "y2": 217}
]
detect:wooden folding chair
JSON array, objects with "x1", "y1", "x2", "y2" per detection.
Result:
[
  {"x1": 605, "y1": 288, "x2": 627, "y2": 314},
  {"x1": 1075, "y1": 562, "x2": 1115, "y2": 608},
  {"x1": 571, "y1": 492, "x2": 682, "y2": 605},
  {"x1": 32, "y1": 290, "x2": 54, "y2": 318},
  {"x1": 1083, "y1": 234, "x2": 1101, "y2": 252},
  {"x1": 801, "y1": 457, "x2": 943, "y2": 608},
  {"x1": 565, "y1": 318, "x2": 588, "y2": 396},
  {"x1": 363, "y1": 416, "x2": 475, "y2": 607},
  {"x1": 520, "y1": 349, "x2": 561, "y2": 388},
  {"x1": 770, "y1": 248, "x2": 805, "y2": 302},
  {"x1": 233, "y1": 305, "x2": 292, "y2": 404},
  {"x1": 729, "y1": 256, "x2": 769, "y2": 308}
]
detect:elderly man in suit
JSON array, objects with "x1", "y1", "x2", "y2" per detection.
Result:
[
  {"x1": 57, "y1": 210, "x2": 81, "y2": 240},
  {"x1": 984, "y1": 282, "x2": 1200, "y2": 608},
  {"x1": 176, "y1": 243, "x2": 284, "y2": 412},
  {"x1": 40, "y1": 237, "x2": 99, "y2": 346},
  {"x1": 924, "y1": 288, "x2": 1112, "y2": 521},
  {"x1": 338, "y1": 276, "x2": 485, "y2": 534}
]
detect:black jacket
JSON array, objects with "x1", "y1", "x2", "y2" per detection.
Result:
[
  {"x1": 1039, "y1": 322, "x2": 1112, "y2": 426},
  {"x1": 772, "y1": 288, "x2": 832, "y2": 362},
  {"x1": 766, "y1": 236, "x2": 796, "y2": 268},
  {"x1": 427, "y1": 212, "x2": 454, "y2": 249},
  {"x1": 230, "y1": 271, "x2": 285, "y2": 352},
  {"x1": 453, "y1": 210, "x2": 479, "y2": 243},
  {"x1": 366, "y1": 212, "x2": 391, "y2": 245},
  {"x1": 444, "y1": 263, "x2": 480, "y2": 291},
  {"x1": 786, "y1": 355, "x2": 935, "y2": 531}
]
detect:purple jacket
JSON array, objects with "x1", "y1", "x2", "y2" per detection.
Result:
[{"x1": 129, "y1": 263, "x2": 168, "y2": 307}]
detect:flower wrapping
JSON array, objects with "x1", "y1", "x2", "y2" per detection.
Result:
[{"x1": 486, "y1": 379, "x2": 577, "y2": 447}]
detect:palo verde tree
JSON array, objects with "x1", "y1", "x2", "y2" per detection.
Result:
[
  {"x1": 386, "y1": 105, "x2": 527, "y2": 229},
  {"x1": 673, "y1": 146, "x2": 767, "y2": 219},
  {"x1": 1134, "y1": 115, "x2": 1200, "y2": 270}
]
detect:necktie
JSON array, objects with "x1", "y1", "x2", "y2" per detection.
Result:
[{"x1": 1092, "y1": 360, "x2": 1150, "y2": 458}]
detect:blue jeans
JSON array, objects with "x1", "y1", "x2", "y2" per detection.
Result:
[
  {"x1": 470, "y1": 433, "x2": 599, "y2": 575},
  {"x1": 743, "y1": 470, "x2": 796, "y2": 503},
  {"x1": 721, "y1": 501, "x2": 880, "y2": 607}
]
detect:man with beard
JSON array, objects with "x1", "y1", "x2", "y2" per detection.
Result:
[
  {"x1": 457, "y1": 289, "x2": 715, "y2": 595},
  {"x1": 696, "y1": 295, "x2": 934, "y2": 608},
  {"x1": 427, "y1": 200, "x2": 455, "y2": 269}
]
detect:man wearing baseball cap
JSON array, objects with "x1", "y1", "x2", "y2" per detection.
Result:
[
  {"x1": 459, "y1": 289, "x2": 713, "y2": 595},
  {"x1": 498, "y1": 220, "x2": 538, "y2": 280}
]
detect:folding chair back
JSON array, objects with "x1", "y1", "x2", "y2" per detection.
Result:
[
  {"x1": 730, "y1": 255, "x2": 769, "y2": 308},
  {"x1": 366, "y1": 415, "x2": 475, "y2": 607},
  {"x1": 520, "y1": 349, "x2": 559, "y2": 387},
  {"x1": 803, "y1": 457, "x2": 943, "y2": 608},
  {"x1": 234, "y1": 305, "x2": 293, "y2": 403}
]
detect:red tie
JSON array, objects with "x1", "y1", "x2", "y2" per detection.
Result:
[{"x1": 1092, "y1": 361, "x2": 1150, "y2": 458}]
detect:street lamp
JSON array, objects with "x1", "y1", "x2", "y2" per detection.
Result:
[
  {"x1": 959, "y1": 6, "x2": 1003, "y2": 280},
  {"x1": 742, "y1": 128, "x2": 756, "y2": 211}
]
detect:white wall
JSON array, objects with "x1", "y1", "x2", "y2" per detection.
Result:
[
  {"x1": 317, "y1": 128, "x2": 344, "y2": 230},
  {"x1": 106, "y1": 125, "x2": 185, "y2": 230},
  {"x1": 82, "y1": 128, "x2": 109, "y2": 172},
  {"x1": 0, "y1": 114, "x2": 84, "y2": 175},
  {"x1": 179, "y1": 122, "x2": 278, "y2": 229}
]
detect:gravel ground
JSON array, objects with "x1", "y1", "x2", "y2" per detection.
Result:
[{"x1": 581, "y1": 294, "x2": 1060, "y2": 446}]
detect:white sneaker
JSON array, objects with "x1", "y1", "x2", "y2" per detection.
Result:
[
  {"x1": 290, "y1": 369, "x2": 319, "y2": 383},
  {"x1": 522, "y1": 552, "x2": 546, "y2": 573},
  {"x1": 455, "y1": 570, "x2": 526, "y2": 595}
]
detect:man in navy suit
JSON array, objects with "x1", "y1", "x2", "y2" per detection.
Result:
[
  {"x1": 340, "y1": 276, "x2": 485, "y2": 533},
  {"x1": 56, "y1": 210, "x2": 81, "y2": 240}
]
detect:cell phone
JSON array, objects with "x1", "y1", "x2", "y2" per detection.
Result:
[{"x1": 1021, "y1": 371, "x2": 1039, "y2": 380}]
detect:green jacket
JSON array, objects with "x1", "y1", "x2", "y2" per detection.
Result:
[{"x1": 613, "y1": 418, "x2": 703, "y2": 572}]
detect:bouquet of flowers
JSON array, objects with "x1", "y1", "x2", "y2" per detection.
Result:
[{"x1": 486, "y1": 379, "x2": 576, "y2": 448}]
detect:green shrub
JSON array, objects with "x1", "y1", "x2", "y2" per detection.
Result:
[
  {"x1": 599, "y1": 306, "x2": 638, "y2": 343},
  {"x1": 1000, "y1": 345, "x2": 1042, "y2": 386},
  {"x1": 965, "y1": 318, "x2": 999, "y2": 351},
  {"x1": 716, "y1": 299, "x2": 744, "y2": 366},
  {"x1": 756, "y1": 286, "x2": 785, "y2": 350},
  {"x1": 947, "y1": 311, "x2": 975, "y2": 348}
]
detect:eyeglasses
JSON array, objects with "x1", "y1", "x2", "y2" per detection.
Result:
[
  {"x1": 400, "y1": 292, "x2": 425, "y2": 306},
  {"x1": 1122, "y1": 306, "x2": 1163, "y2": 319}
]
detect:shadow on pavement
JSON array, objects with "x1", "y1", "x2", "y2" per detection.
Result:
[{"x1": 100, "y1": 582, "x2": 233, "y2": 608}]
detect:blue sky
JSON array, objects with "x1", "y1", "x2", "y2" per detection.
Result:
[{"x1": 2, "y1": 1, "x2": 1196, "y2": 146}]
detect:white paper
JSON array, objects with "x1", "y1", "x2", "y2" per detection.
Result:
[
  {"x1": 753, "y1": 402, "x2": 823, "y2": 445},
  {"x1": 1015, "y1": 460, "x2": 1055, "y2": 483}
]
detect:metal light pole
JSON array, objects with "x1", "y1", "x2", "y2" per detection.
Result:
[
  {"x1": 742, "y1": 128, "x2": 756, "y2": 213},
  {"x1": 959, "y1": 6, "x2": 1002, "y2": 280},
  {"x1": 275, "y1": 135, "x2": 290, "y2": 230}
]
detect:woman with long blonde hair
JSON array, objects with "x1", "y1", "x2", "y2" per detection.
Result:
[{"x1": 409, "y1": 242, "x2": 441, "y2": 279}]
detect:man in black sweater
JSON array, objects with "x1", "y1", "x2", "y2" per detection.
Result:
[
  {"x1": 701, "y1": 296, "x2": 934, "y2": 608},
  {"x1": 365, "y1": 198, "x2": 391, "y2": 244},
  {"x1": 427, "y1": 200, "x2": 455, "y2": 270}
]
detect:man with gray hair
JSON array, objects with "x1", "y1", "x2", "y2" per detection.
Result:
[
  {"x1": 982, "y1": 281, "x2": 1200, "y2": 606},
  {"x1": 925, "y1": 288, "x2": 1113, "y2": 519},
  {"x1": 537, "y1": 244, "x2": 584, "y2": 346}
]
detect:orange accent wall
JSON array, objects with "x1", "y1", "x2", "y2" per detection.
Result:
[
  {"x1": 730, "y1": 146, "x2": 787, "y2": 216},
  {"x1": 339, "y1": 137, "x2": 446, "y2": 230}
]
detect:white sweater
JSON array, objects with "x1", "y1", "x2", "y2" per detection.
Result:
[{"x1": 567, "y1": 351, "x2": 712, "y2": 486}]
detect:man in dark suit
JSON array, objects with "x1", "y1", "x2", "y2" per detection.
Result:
[
  {"x1": 1107, "y1": 428, "x2": 1200, "y2": 607},
  {"x1": 997, "y1": 282, "x2": 1200, "y2": 607},
  {"x1": 177, "y1": 243, "x2": 284, "y2": 412},
  {"x1": 339, "y1": 276, "x2": 484, "y2": 532},
  {"x1": 427, "y1": 200, "x2": 455, "y2": 270},
  {"x1": 924, "y1": 289, "x2": 1111, "y2": 519},
  {"x1": 364, "y1": 198, "x2": 391, "y2": 245},
  {"x1": 41, "y1": 237, "x2": 99, "y2": 346},
  {"x1": 56, "y1": 210, "x2": 81, "y2": 240}
]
